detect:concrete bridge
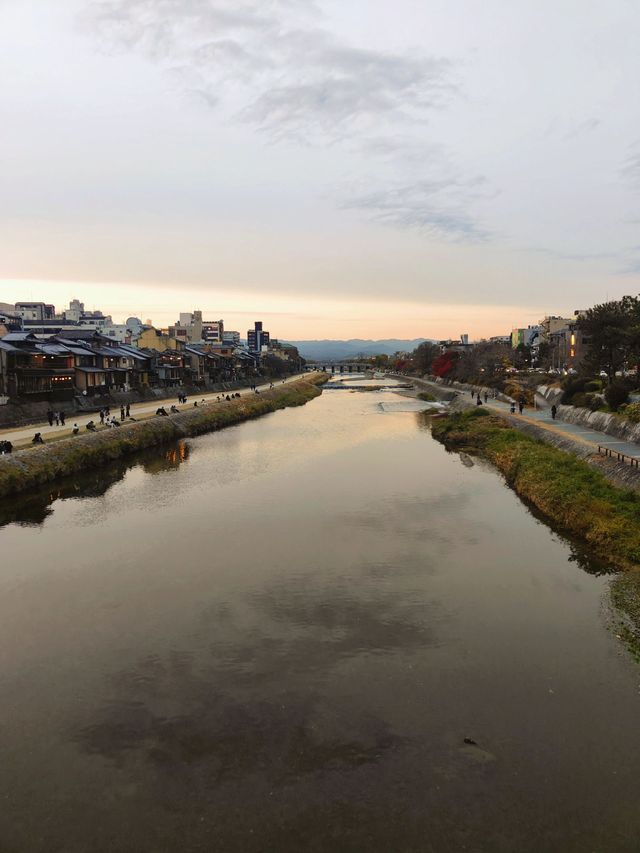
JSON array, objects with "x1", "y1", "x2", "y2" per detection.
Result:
[{"x1": 305, "y1": 363, "x2": 368, "y2": 374}]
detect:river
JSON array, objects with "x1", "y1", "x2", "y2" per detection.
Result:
[{"x1": 1, "y1": 377, "x2": 639, "y2": 852}]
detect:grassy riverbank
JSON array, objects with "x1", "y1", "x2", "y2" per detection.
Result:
[
  {"x1": 432, "y1": 408, "x2": 640, "y2": 658},
  {"x1": 432, "y1": 409, "x2": 640, "y2": 570},
  {"x1": 0, "y1": 375, "x2": 327, "y2": 499}
]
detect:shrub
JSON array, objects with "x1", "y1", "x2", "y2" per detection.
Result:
[
  {"x1": 561, "y1": 377, "x2": 587, "y2": 404},
  {"x1": 619, "y1": 402, "x2": 640, "y2": 423},
  {"x1": 585, "y1": 380, "x2": 603, "y2": 392},
  {"x1": 605, "y1": 382, "x2": 630, "y2": 411}
]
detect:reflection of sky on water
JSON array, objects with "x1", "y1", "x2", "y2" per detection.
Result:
[{"x1": 0, "y1": 385, "x2": 637, "y2": 853}]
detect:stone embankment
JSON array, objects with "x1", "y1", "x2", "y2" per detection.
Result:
[
  {"x1": 537, "y1": 384, "x2": 640, "y2": 445},
  {"x1": 0, "y1": 374, "x2": 328, "y2": 499}
]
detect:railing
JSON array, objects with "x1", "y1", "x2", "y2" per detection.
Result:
[{"x1": 598, "y1": 445, "x2": 640, "y2": 468}]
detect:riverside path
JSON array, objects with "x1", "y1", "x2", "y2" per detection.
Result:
[
  {"x1": 479, "y1": 396, "x2": 640, "y2": 461},
  {"x1": 0, "y1": 374, "x2": 305, "y2": 450}
]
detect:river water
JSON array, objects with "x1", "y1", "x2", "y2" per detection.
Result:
[{"x1": 1, "y1": 379, "x2": 639, "y2": 852}]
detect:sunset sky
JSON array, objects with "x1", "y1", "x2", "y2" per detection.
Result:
[{"x1": 2, "y1": 0, "x2": 639, "y2": 339}]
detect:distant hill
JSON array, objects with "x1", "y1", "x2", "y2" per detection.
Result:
[{"x1": 284, "y1": 338, "x2": 430, "y2": 361}]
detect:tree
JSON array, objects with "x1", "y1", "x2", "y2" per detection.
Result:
[
  {"x1": 577, "y1": 298, "x2": 637, "y2": 381},
  {"x1": 432, "y1": 351, "x2": 458, "y2": 378},
  {"x1": 412, "y1": 342, "x2": 440, "y2": 375}
]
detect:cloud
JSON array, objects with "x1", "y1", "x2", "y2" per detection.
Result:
[
  {"x1": 82, "y1": 0, "x2": 484, "y2": 244},
  {"x1": 563, "y1": 117, "x2": 602, "y2": 140},
  {"x1": 341, "y1": 177, "x2": 491, "y2": 242},
  {"x1": 84, "y1": 1, "x2": 453, "y2": 143},
  {"x1": 621, "y1": 144, "x2": 640, "y2": 188}
]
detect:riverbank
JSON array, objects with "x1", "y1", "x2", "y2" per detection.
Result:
[
  {"x1": 0, "y1": 374, "x2": 328, "y2": 499},
  {"x1": 432, "y1": 408, "x2": 640, "y2": 657}
]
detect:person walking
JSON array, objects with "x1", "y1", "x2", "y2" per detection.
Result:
[
  {"x1": 54, "y1": 411, "x2": 60, "y2": 426},
  {"x1": 125, "y1": 403, "x2": 130, "y2": 417},
  {"x1": 551, "y1": 404, "x2": 557, "y2": 420},
  {"x1": 46, "y1": 408, "x2": 54, "y2": 427},
  {"x1": 476, "y1": 394, "x2": 482, "y2": 406},
  {"x1": 483, "y1": 391, "x2": 488, "y2": 403},
  {"x1": 59, "y1": 411, "x2": 66, "y2": 426},
  {"x1": 510, "y1": 401, "x2": 516, "y2": 414},
  {"x1": 518, "y1": 399, "x2": 524, "y2": 415},
  {"x1": 120, "y1": 405, "x2": 125, "y2": 421}
]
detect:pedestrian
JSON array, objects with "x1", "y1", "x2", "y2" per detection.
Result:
[
  {"x1": 60, "y1": 411, "x2": 66, "y2": 426},
  {"x1": 510, "y1": 402, "x2": 516, "y2": 414},
  {"x1": 483, "y1": 391, "x2": 488, "y2": 403},
  {"x1": 72, "y1": 424, "x2": 79, "y2": 435},
  {"x1": 476, "y1": 393, "x2": 482, "y2": 405},
  {"x1": 54, "y1": 411, "x2": 60, "y2": 426},
  {"x1": 120, "y1": 405, "x2": 125, "y2": 421},
  {"x1": 99, "y1": 409, "x2": 104, "y2": 424},
  {"x1": 551, "y1": 404, "x2": 557, "y2": 420},
  {"x1": 47, "y1": 408, "x2": 54, "y2": 427},
  {"x1": 518, "y1": 399, "x2": 524, "y2": 415},
  {"x1": 125, "y1": 403, "x2": 130, "y2": 417}
]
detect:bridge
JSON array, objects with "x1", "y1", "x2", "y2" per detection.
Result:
[{"x1": 305, "y1": 362, "x2": 369, "y2": 374}]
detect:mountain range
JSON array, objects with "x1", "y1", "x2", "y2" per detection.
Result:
[{"x1": 284, "y1": 338, "x2": 429, "y2": 361}]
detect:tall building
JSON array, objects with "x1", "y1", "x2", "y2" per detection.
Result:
[{"x1": 247, "y1": 321, "x2": 270, "y2": 353}]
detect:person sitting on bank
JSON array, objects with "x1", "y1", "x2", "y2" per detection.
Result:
[
  {"x1": 32, "y1": 432, "x2": 44, "y2": 444},
  {"x1": 170, "y1": 405, "x2": 179, "y2": 413},
  {"x1": 72, "y1": 424, "x2": 80, "y2": 435},
  {"x1": 86, "y1": 420, "x2": 97, "y2": 431},
  {"x1": 0, "y1": 440, "x2": 13, "y2": 454},
  {"x1": 156, "y1": 407, "x2": 168, "y2": 416}
]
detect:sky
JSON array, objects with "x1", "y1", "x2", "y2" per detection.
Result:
[{"x1": 1, "y1": 0, "x2": 640, "y2": 339}]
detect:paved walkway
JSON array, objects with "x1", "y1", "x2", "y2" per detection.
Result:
[
  {"x1": 0, "y1": 375, "x2": 302, "y2": 449},
  {"x1": 476, "y1": 395, "x2": 640, "y2": 461}
]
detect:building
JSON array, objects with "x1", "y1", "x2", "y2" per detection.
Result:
[
  {"x1": 137, "y1": 326, "x2": 184, "y2": 352},
  {"x1": 511, "y1": 325, "x2": 541, "y2": 349},
  {"x1": 202, "y1": 319, "x2": 224, "y2": 344},
  {"x1": 538, "y1": 316, "x2": 574, "y2": 342},
  {"x1": 222, "y1": 330, "x2": 240, "y2": 347},
  {"x1": 168, "y1": 311, "x2": 223, "y2": 344},
  {"x1": 0, "y1": 332, "x2": 75, "y2": 400},
  {"x1": 548, "y1": 323, "x2": 590, "y2": 371},
  {"x1": 247, "y1": 321, "x2": 270, "y2": 353},
  {"x1": 15, "y1": 302, "x2": 56, "y2": 321}
]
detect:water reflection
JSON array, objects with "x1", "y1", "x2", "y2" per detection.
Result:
[
  {"x1": 0, "y1": 441, "x2": 190, "y2": 529},
  {"x1": 1, "y1": 384, "x2": 639, "y2": 853}
]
